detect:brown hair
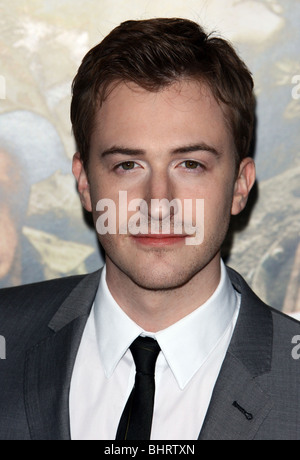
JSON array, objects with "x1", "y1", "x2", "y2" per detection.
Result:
[{"x1": 71, "y1": 18, "x2": 255, "y2": 170}]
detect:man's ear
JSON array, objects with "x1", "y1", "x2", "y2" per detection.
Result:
[
  {"x1": 231, "y1": 157, "x2": 256, "y2": 216},
  {"x1": 72, "y1": 153, "x2": 92, "y2": 212}
]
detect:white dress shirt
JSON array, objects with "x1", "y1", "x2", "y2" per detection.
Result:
[{"x1": 70, "y1": 260, "x2": 241, "y2": 440}]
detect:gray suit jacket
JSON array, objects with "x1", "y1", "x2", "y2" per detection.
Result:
[{"x1": 0, "y1": 267, "x2": 300, "y2": 440}]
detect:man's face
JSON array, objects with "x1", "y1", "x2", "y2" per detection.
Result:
[{"x1": 74, "y1": 79, "x2": 254, "y2": 290}]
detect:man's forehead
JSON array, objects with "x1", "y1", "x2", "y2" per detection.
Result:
[
  {"x1": 94, "y1": 78, "x2": 227, "y2": 139},
  {"x1": 92, "y1": 78, "x2": 234, "y2": 155}
]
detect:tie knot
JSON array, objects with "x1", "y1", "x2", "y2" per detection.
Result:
[{"x1": 130, "y1": 336, "x2": 160, "y2": 376}]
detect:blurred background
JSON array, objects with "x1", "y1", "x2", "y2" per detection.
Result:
[{"x1": 0, "y1": 0, "x2": 299, "y2": 316}]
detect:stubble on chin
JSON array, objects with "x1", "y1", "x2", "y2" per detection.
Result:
[{"x1": 105, "y1": 243, "x2": 213, "y2": 293}]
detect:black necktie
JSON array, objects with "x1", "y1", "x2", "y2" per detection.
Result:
[{"x1": 115, "y1": 336, "x2": 161, "y2": 440}]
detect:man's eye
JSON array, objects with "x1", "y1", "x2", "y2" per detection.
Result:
[
  {"x1": 118, "y1": 161, "x2": 137, "y2": 170},
  {"x1": 182, "y1": 160, "x2": 202, "y2": 169}
]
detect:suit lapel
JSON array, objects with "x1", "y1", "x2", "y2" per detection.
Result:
[
  {"x1": 199, "y1": 268, "x2": 274, "y2": 440},
  {"x1": 24, "y1": 270, "x2": 102, "y2": 440},
  {"x1": 199, "y1": 353, "x2": 273, "y2": 440}
]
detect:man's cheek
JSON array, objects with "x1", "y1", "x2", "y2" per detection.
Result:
[{"x1": 184, "y1": 199, "x2": 205, "y2": 246}]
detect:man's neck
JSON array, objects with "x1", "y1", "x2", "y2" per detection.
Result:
[{"x1": 105, "y1": 255, "x2": 222, "y2": 332}]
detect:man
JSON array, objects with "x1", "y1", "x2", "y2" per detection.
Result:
[{"x1": 0, "y1": 18, "x2": 300, "y2": 441}]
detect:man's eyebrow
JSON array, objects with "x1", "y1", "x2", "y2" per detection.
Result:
[
  {"x1": 171, "y1": 143, "x2": 222, "y2": 157},
  {"x1": 99, "y1": 143, "x2": 222, "y2": 158},
  {"x1": 100, "y1": 146, "x2": 145, "y2": 157}
]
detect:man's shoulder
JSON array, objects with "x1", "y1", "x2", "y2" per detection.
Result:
[
  {"x1": 0, "y1": 274, "x2": 90, "y2": 341},
  {"x1": 269, "y1": 305, "x2": 300, "y2": 352},
  {"x1": 227, "y1": 264, "x2": 300, "y2": 330},
  {"x1": 0, "y1": 274, "x2": 87, "y2": 307}
]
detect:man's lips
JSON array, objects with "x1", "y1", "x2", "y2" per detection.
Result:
[{"x1": 131, "y1": 234, "x2": 187, "y2": 246}]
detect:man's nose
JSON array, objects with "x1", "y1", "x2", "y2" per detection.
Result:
[{"x1": 142, "y1": 170, "x2": 179, "y2": 222}]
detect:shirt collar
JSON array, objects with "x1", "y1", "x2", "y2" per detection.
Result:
[
  {"x1": 94, "y1": 260, "x2": 239, "y2": 389},
  {"x1": 95, "y1": 265, "x2": 143, "y2": 378}
]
